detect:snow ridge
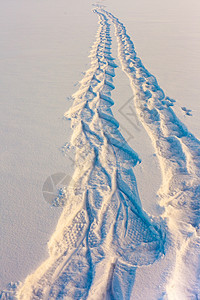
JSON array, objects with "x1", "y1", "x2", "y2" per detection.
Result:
[
  {"x1": 15, "y1": 10, "x2": 164, "y2": 300},
  {"x1": 101, "y1": 8, "x2": 200, "y2": 299}
]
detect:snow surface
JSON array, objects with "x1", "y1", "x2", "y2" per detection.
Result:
[
  {"x1": 0, "y1": 0, "x2": 200, "y2": 299},
  {"x1": 0, "y1": 0, "x2": 97, "y2": 290}
]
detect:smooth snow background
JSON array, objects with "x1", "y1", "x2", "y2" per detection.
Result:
[
  {"x1": 0, "y1": 0, "x2": 199, "y2": 297},
  {"x1": 0, "y1": 0, "x2": 97, "y2": 288}
]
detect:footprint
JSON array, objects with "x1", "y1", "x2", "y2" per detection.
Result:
[{"x1": 181, "y1": 106, "x2": 192, "y2": 116}]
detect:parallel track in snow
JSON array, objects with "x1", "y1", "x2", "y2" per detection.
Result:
[
  {"x1": 102, "y1": 8, "x2": 200, "y2": 300},
  {"x1": 1, "y1": 6, "x2": 198, "y2": 300}
]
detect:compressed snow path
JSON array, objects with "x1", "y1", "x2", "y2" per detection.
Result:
[{"x1": 15, "y1": 10, "x2": 164, "y2": 300}]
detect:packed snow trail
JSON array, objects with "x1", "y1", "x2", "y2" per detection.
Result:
[
  {"x1": 101, "y1": 8, "x2": 200, "y2": 300},
  {"x1": 16, "y1": 11, "x2": 164, "y2": 300}
]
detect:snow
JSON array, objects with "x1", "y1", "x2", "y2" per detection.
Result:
[
  {"x1": 0, "y1": 0, "x2": 97, "y2": 289},
  {"x1": 0, "y1": 0, "x2": 200, "y2": 299}
]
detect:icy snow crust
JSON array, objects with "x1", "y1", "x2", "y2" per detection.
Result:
[{"x1": 2, "y1": 7, "x2": 199, "y2": 300}]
